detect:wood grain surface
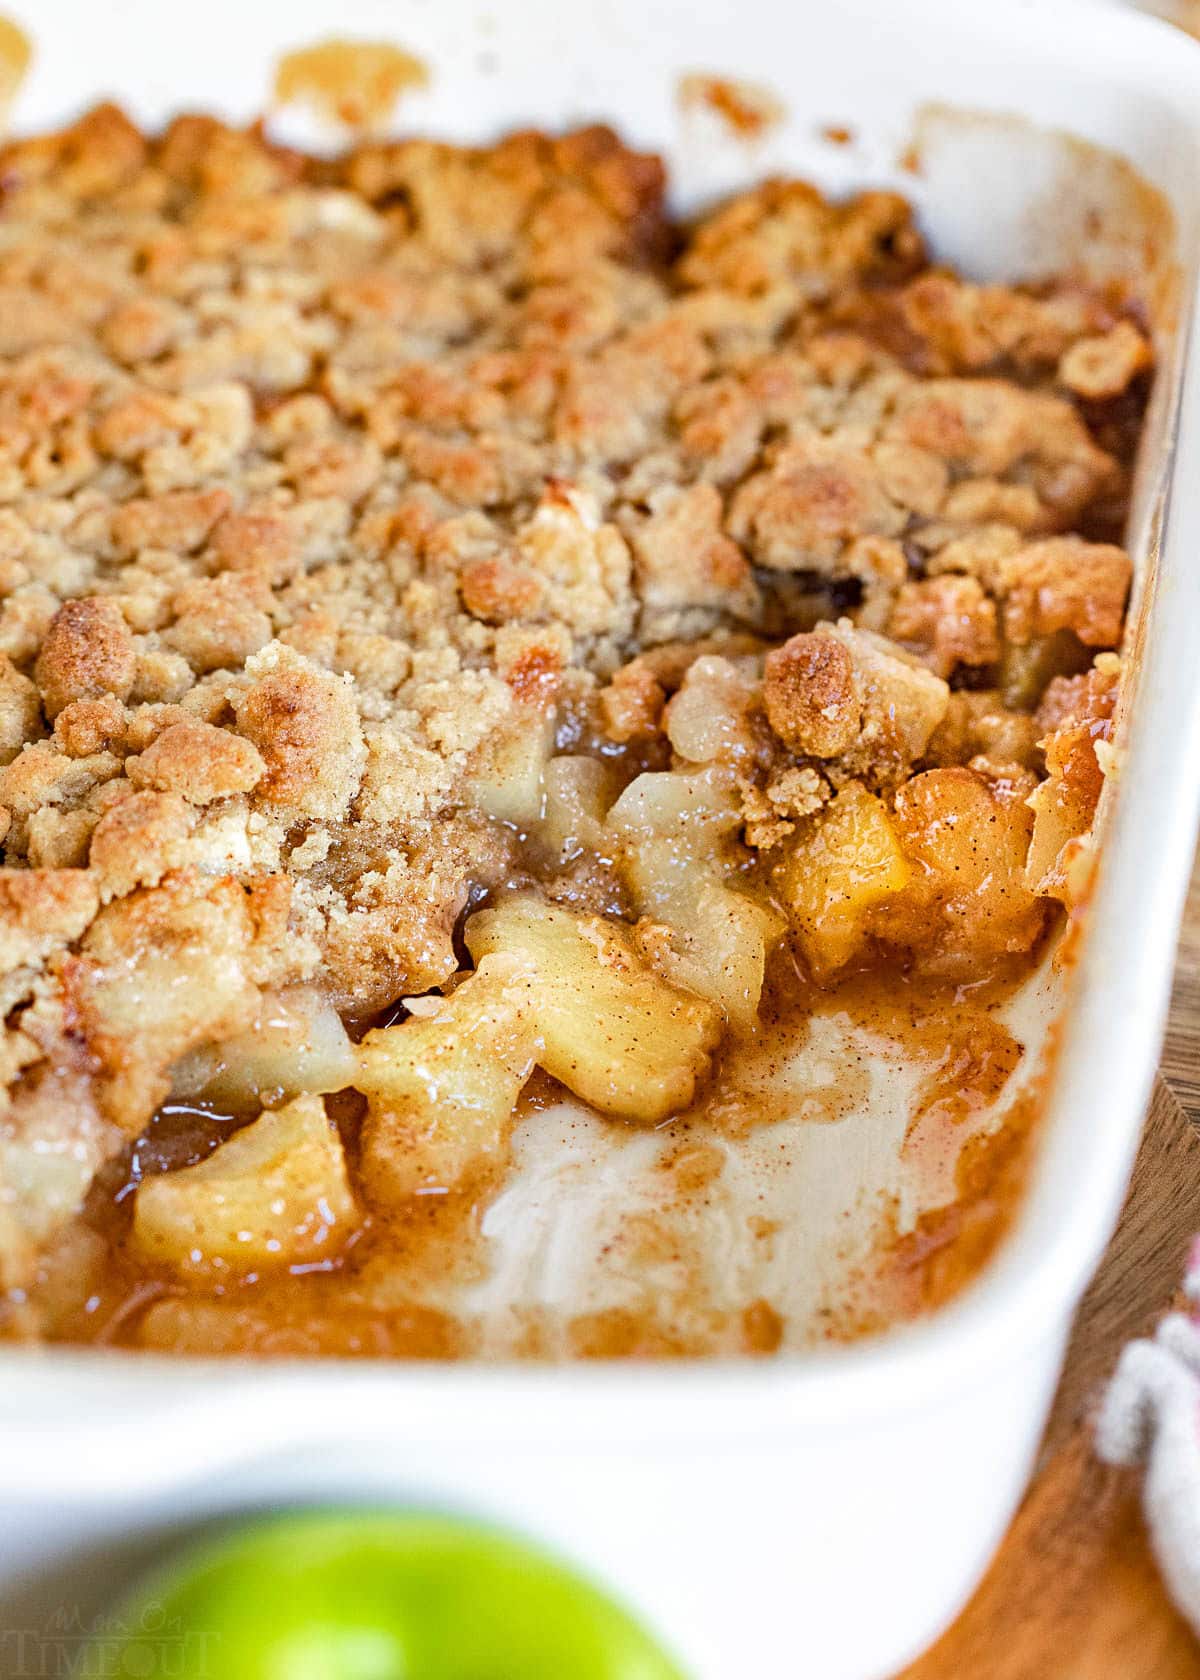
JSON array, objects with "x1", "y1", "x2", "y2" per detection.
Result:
[{"x1": 901, "y1": 853, "x2": 1200, "y2": 1678}]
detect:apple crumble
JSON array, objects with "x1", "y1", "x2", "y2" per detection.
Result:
[{"x1": 0, "y1": 105, "x2": 1149, "y2": 1356}]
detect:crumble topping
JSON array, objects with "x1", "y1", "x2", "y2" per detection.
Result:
[{"x1": 0, "y1": 105, "x2": 1148, "y2": 1344}]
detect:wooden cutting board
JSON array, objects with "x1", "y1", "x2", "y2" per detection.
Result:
[{"x1": 900, "y1": 852, "x2": 1200, "y2": 1678}]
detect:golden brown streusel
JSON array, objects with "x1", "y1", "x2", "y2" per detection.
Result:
[{"x1": 0, "y1": 106, "x2": 1148, "y2": 1351}]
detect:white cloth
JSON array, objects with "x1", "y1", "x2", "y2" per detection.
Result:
[{"x1": 1096, "y1": 1237, "x2": 1200, "y2": 1627}]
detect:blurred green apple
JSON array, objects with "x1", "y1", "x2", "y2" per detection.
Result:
[{"x1": 86, "y1": 1509, "x2": 687, "y2": 1678}]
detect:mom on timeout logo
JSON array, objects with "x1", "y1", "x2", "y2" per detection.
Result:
[{"x1": 0, "y1": 1601, "x2": 220, "y2": 1678}]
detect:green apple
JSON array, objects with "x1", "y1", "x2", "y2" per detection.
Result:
[{"x1": 86, "y1": 1509, "x2": 688, "y2": 1678}]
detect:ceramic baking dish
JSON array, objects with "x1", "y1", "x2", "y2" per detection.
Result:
[{"x1": 2, "y1": 0, "x2": 1200, "y2": 1675}]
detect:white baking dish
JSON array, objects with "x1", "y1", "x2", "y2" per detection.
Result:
[{"x1": 3, "y1": 1, "x2": 1200, "y2": 1675}]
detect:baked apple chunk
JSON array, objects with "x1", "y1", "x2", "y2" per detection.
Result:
[
  {"x1": 466, "y1": 897, "x2": 721, "y2": 1123},
  {"x1": 133, "y1": 1096, "x2": 358, "y2": 1272},
  {"x1": 356, "y1": 955, "x2": 542, "y2": 1203}
]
